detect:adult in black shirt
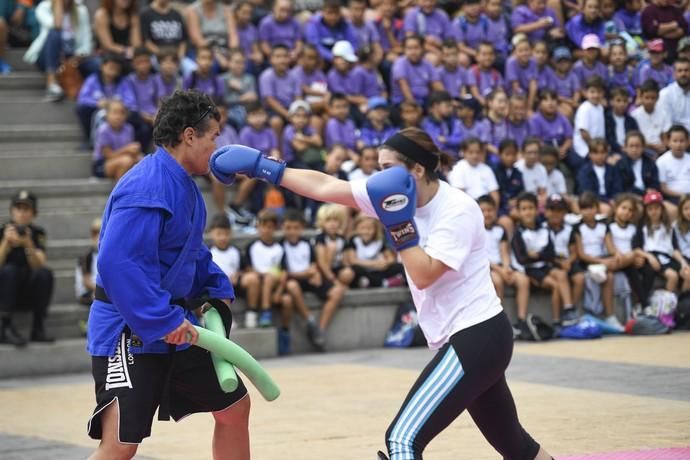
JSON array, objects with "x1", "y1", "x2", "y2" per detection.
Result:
[
  {"x1": 141, "y1": 0, "x2": 187, "y2": 62},
  {"x1": 0, "y1": 190, "x2": 54, "y2": 346}
]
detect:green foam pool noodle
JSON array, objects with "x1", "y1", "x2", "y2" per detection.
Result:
[
  {"x1": 194, "y1": 325, "x2": 280, "y2": 402},
  {"x1": 204, "y1": 308, "x2": 239, "y2": 393}
]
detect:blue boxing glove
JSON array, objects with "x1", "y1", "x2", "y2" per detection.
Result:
[
  {"x1": 210, "y1": 144, "x2": 286, "y2": 185},
  {"x1": 366, "y1": 166, "x2": 419, "y2": 251}
]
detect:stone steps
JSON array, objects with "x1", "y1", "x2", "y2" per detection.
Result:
[
  {"x1": 3, "y1": 48, "x2": 35, "y2": 72},
  {"x1": 0, "y1": 151, "x2": 92, "y2": 180},
  {"x1": 0, "y1": 71, "x2": 45, "y2": 90},
  {"x1": 0, "y1": 124, "x2": 83, "y2": 142}
]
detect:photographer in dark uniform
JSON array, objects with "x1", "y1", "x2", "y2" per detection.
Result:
[{"x1": 0, "y1": 190, "x2": 54, "y2": 346}]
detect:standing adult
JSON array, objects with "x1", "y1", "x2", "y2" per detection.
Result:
[
  {"x1": 140, "y1": 0, "x2": 187, "y2": 63},
  {"x1": 0, "y1": 190, "x2": 54, "y2": 346},
  {"x1": 93, "y1": 0, "x2": 141, "y2": 63},
  {"x1": 641, "y1": 0, "x2": 687, "y2": 61},
  {"x1": 86, "y1": 90, "x2": 250, "y2": 460},
  {"x1": 184, "y1": 0, "x2": 234, "y2": 73},
  {"x1": 209, "y1": 127, "x2": 553, "y2": 460},
  {"x1": 659, "y1": 58, "x2": 690, "y2": 132}
]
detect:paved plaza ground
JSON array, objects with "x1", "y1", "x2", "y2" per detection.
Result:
[{"x1": 1, "y1": 333, "x2": 689, "y2": 459}]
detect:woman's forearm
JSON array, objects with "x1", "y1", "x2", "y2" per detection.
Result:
[{"x1": 281, "y1": 168, "x2": 358, "y2": 209}]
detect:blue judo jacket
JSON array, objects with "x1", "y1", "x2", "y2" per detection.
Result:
[{"x1": 87, "y1": 148, "x2": 234, "y2": 356}]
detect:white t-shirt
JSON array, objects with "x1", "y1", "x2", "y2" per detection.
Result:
[
  {"x1": 674, "y1": 223, "x2": 690, "y2": 259},
  {"x1": 447, "y1": 160, "x2": 498, "y2": 199},
  {"x1": 631, "y1": 158, "x2": 644, "y2": 190},
  {"x1": 515, "y1": 158, "x2": 548, "y2": 193},
  {"x1": 613, "y1": 114, "x2": 626, "y2": 147},
  {"x1": 546, "y1": 168, "x2": 567, "y2": 195},
  {"x1": 608, "y1": 222, "x2": 636, "y2": 254},
  {"x1": 656, "y1": 151, "x2": 690, "y2": 194},
  {"x1": 573, "y1": 100, "x2": 605, "y2": 158},
  {"x1": 210, "y1": 245, "x2": 241, "y2": 278},
  {"x1": 348, "y1": 168, "x2": 374, "y2": 181},
  {"x1": 576, "y1": 221, "x2": 608, "y2": 258},
  {"x1": 351, "y1": 179, "x2": 503, "y2": 350},
  {"x1": 484, "y1": 224, "x2": 507, "y2": 265},
  {"x1": 593, "y1": 164, "x2": 607, "y2": 196},
  {"x1": 245, "y1": 239, "x2": 284, "y2": 274},
  {"x1": 631, "y1": 105, "x2": 672, "y2": 146}
]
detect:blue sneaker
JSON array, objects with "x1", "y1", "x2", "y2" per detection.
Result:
[
  {"x1": 0, "y1": 59, "x2": 11, "y2": 75},
  {"x1": 258, "y1": 310, "x2": 273, "y2": 328},
  {"x1": 277, "y1": 329, "x2": 291, "y2": 356}
]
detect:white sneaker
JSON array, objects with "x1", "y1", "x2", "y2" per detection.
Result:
[
  {"x1": 45, "y1": 83, "x2": 64, "y2": 102},
  {"x1": 605, "y1": 315, "x2": 625, "y2": 332},
  {"x1": 244, "y1": 311, "x2": 258, "y2": 329}
]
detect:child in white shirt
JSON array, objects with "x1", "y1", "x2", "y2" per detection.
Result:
[
  {"x1": 448, "y1": 137, "x2": 500, "y2": 204},
  {"x1": 515, "y1": 137, "x2": 548, "y2": 205},
  {"x1": 573, "y1": 76, "x2": 606, "y2": 159}
]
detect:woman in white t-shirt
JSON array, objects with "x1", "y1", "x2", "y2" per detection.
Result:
[{"x1": 275, "y1": 128, "x2": 552, "y2": 460}]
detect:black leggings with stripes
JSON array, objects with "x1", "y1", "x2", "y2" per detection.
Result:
[{"x1": 385, "y1": 311, "x2": 541, "y2": 460}]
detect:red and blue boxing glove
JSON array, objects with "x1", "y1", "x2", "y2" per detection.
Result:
[
  {"x1": 366, "y1": 166, "x2": 419, "y2": 251},
  {"x1": 209, "y1": 145, "x2": 286, "y2": 185}
]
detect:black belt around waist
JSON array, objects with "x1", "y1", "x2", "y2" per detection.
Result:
[{"x1": 94, "y1": 285, "x2": 187, "y2": 308}]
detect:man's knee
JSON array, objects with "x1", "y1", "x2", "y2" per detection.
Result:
[{"x1": 213, "y1": 394, "x2": 251, "y2": 426}]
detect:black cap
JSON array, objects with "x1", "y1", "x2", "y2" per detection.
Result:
[
  {"x1": 11, "y1": 189, "x2": 37, "y2": 211},
  {"x1": 546, "y1": 194, "x2": 568, "y2": 211},
  {"x1": 456, "y1": 95, "x2": 481, "y2": 116}
]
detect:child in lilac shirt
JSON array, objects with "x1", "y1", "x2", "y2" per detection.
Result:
[
  {"x1": 573, "y1": 34, "x2": 608, "y2": 93},
  {"x1": 327, "y1": 40, "x2": 367, "y2": 122},
  {"x1": 282, "y1": 100, "x2": 323, "y2": 168},
  {"x1": 390, "y1": 35, "x2": 441, "y2": 105},
  {"x1": 565, "y1": 0, "x2": 605, "y2": 50},
  {"x1": 533, "y1": 40, "x2": 555, "y2": 92},
  {"x1": 258, "y1": 0, "x2": 303, "y2": 63},
  {"x1": 358, "y1": 97, "x2": 396, "y2": 150},
  {"x1": 349, "y1": 0, "x2": 382, "y2": 63},
  {"x1": 259, "y1": 44, "x2": 301, "y2": 134},
  {"x1": 352, "y1": 47, "x2": 385, "y2": 99},
  {"x1": 484, "y1": 88, "x2": 510, "y2": 165},
  {"x1": 507, "y1": 94, "x2": 531, "y2": 150},
  {"x1": 290, "y1": 44, "x2": 329, "y2": 112},
  {"x1": 233, "y1": 1, "x2": 263, "y2": 71},
  {"x1": 614, "y1": 0, "x2": 642, "y2": 36},
  {"x1": 468, "y1": 42, "x2": 504, "y2": 107},
  {"x1": 153, "y1": 51, "x2": 180, "y2": 105},
  {"x1": 530, "y1": 89, "x2": 574, "y2": 157},
  {"x1": 551, "y1": 46, "x2": 581, "y2": 118},
  {"x1": 484, "y1": 0, "x2": 511, "y2": 66},
  {"x1": 126, "y1": 48, "x2": 156, "y2": 150},
  {"x1": 324, "y1": 93, "x2": 357, "y2": 155},
  {"x1": 303, "y1": 0, "x2": 359, "y2": 65},
  {"x1": 402, "y1": 0, "x2": 452, "y2": 64},
  {"x1": 434, "y1": 40, "x2": 467, "y2": 99},
  {"x1": 92, "y1": 99, "x2": 141, "y2": 182},
  {"x1": 452, "y1": 0, "x2": 489, "y2": 65},
  {"x1": 511, "y1": 0, "x2": 564, "y2": 42},
  {"x1": 421, "y1": 90, "x2": 463, "y2": 158},
  {"x1": 608, "y1": 41, "x2": 636, "y2": 99},
  {"x1": 635, "y1": 39, "x2": 673, "y2": 90},
  {"x1": 182, "y1": 47, "x2": 224, "y2": 99},
  {"x1": 505, "y1": 34, "x2": 538, "y2": 109},
  {"x1": 455, "y1": 95, "x2": 490, "y2": 144}
]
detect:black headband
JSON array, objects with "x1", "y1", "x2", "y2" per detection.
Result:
[{"x1": 382, "y1": 133, "x2": 439, "y2": 172}]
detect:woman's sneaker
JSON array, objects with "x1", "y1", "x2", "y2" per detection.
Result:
[
  {"x1": 259, "y1": 310, "x2": 273, "y2": 328},
  {"x1": 45, "y1": 83, "x2": 64, "y2": 102},
  {"x1": 244, "y1": 310, "x2": 258, "y2": 329}
]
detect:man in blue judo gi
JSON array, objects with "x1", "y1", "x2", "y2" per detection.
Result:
[{"x1": 86, "y1": 90, "x2": 250, "y2": 460}]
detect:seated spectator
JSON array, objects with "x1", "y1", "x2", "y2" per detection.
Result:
[
  {"x1": 327, "y1": 40, "x2": 367, "y2": 121},
  {"x1": 467, "y1": 42, "x2": 503, "y2": 107},
  {"x1": 358, "y1": 97, "x2": 396, "y2": 150},
  {"x1": 208, "y1": 214, "x2": 242, "y2": 291},
  {"x1": 435, "y1": 40, "x2": 466, "y2": 99},
  {"x1": 258, "y1": 0, "x2": 302, "y2": 63},
  {"x1": 573, "y1": 75, "x2": 606, "y2": 160},
  {"x1": 280, "y1": 209, "x2": 346, "y2": 354},
  {"x1": 449, "y1": 137, "x2": 500, "y2": 204},
  {"x1": 505, "y1": 34, "x2": 537, "y2": 109},
  {"x1": 541, "y1": 145, "x2": 568, "y2": 196},
  {"x1": 484, "y1": 0, "x2": 510, "y2": 65},
  {"x1": 484, "y1": 88, "x2": 510, "y2": 162},
  {"x1": 76, "y1": 54, "x2": 134, "y2": 143},
  {"x1": 507, "y1": 93, "x2": 530, "y2": 150},
  {"x1": 348, "y1": 0, "x2": 382, "y2": 64},
  {"x1": 617, "y1": 131, "x2": 660, "y2": 196},
  {"x1": 141, "y1": 0, "x2": 187, "y2": 63},
  {"x1": 641, "y1": 0, "x2": 687, "y2": 60},
  {"x1": 314, "y1": 204, "x2": 355, "y2": 287},
  {"x1": 479, "y1": 195, "x2": 531, "y2": 328},
  {"x1": 573, "y1": 192, "x2": 621, "y2": 325},
  {"x1": 604, "y1": 86, "x2": 639, "y2": 157},
  {"x1": 125, "y1": 47, "x2": 156, "y2": 150},
  {"x1": 452, "y1": 0, "x2": 489, "y2": 65},
  {"x1": 658, "y1": 58, "x2": 690, "y2": 133},
  {"x1": 349, "y1": 146, "x2": 379, "y2": 181},
  {"x1": 390, "y1": 35, "x2": 442, "y2": 107},
  {"x1": 184, "y1": 0, "x2": 234, "y2": 74},
  {"x1": 0, "y1": 0, "x2": 39, "y2": 73},
  {"x1": 550, "y1": 46, "x2": 581, "y2": 119},
  {"x1": 322, "y1": 144, "x2": 349, "y2": 181},
  {"x1": 153, "y1": 50, "x2": 181, "y2": 105},
  {"x1": 576, "y1": 138, "x2": 622, "y2": 212},
  {"x1": 344, "y1": 216, "x2": 404, "y2": 288},
  {"x1": 182, "y1": 46, "x2": 224, "y2": 99},
  {"x1": 455, "y1": 95, "x2": 488, "y2": 142},
  {"x1": 398, "y1": 99, "x2": 423, "y2": 129},
  {"x1": 422, "y1": 90, "x2": 462, "y2": 158},
  {"x1": 678, "y1": 37, "x2": 690, "y2": 61},
  {"x1": 92, "y1": 99, "x2": 142, "y2": 182},
  {"x1": 635, "y1": 190, "x2": 689, "y2": 292},
  {"x1": 373, "y1": 0, "x2": 403, "y2": 62},
  {"x1": 402, "y1": 0, "x2": 452, "y2": 65},
  {"x1": 674, "y1": 195, "x2": 690, "y2": 292},
  {"x1": 657, "y1": 125, "x2": 690, "y2": 204},
  {"x1": 544, "y1": 194, "x2": 585, "y2": 319},
  {"x1": 290, "y1": 43, "x2": 329, "y2": 115},
  {"x1": 220, "y1": 49, "x2": 256, "y2": 129},
  {"x1": 565, "y1": 0, "x2": 605, "y2": 50},
  {"x1": 93, "y1": 0, "x2": 142, "y2": 65},
  {"x1": 516, "y1": 137, "x2": 548, "y2": 204},
  {"x1": 0, "y1": 190, "x2": 54, "y2": 346},
  {"x1": 243, "y1": 209, "x2": 287, "y2": 328},
  {"x1": 530, "y1": 89, "x2": 575, "y2": 169},
  {"x1": 493, "y1": 138, "x2": 524, "y2": 232},
  {"x1": 259, "y1": 44, "x2": 300, "y2": 135},
  {"x1": 607, "y1": 41, "x2": 635, "y2": 100},
  {"x1": 631, "y1": 79, "x2": 671, "y2": 157},
  {"x1": 75, "y1": 218, "x2": 101, "y2": 307},
  {"x1": 532, "y1": 40, "x2": 555, "y2": 93},
  {"x1": 23, "y1": 0, "x2": 93, "y2": 101},
  {"x1": 511, "y1": 0, "x2": 563, "y2": 43},
  {"x1": 614, "y1": 0, "x2": 642, "y2": 37},
  {"x1": 512, "y1": 191, "x2": 578, "y2": 325},
  {"x1": 282, "y1": 100, "x2": 323, "y2": 169},
  {"x1": 231, "y1": 1, "x2": 262, "y2": 71},
  {"x1": 573, "y1": 34, "x2": 608, "y2": 92},
  {"x1": 352, "y1": 46, "x2": 385, "y2": 100},
  {"x1": 325, "y1": 93, "x2": 357, "y2": 155},
  {"x1": 304, "y1": 0, "x2": 358, "y2": 65},
  {"x1": 636, "y1": 38, "x2": 673, "y2": 90}
]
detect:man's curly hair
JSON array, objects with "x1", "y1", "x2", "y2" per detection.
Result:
[{"x1": 153, "y1": 90, "x2": 221, "y2": 148}]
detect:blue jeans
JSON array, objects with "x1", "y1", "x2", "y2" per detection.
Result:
[{"x1": 36, "y1": 28, "x2": 99, "y2": 76}]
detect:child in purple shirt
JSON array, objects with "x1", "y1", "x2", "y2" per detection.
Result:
[
  {"x1": 324, "y1": 93, "x2": 357, "y2": 154},
  {"x1": 182, "y1": 47, "x2": 224, "y2": 99},
  {"x1": 352, "y1": 47, "x2": 386, "y2": 99},
  {"x1": 614, "y1": 0, "x2": 643, "y2": 36},
  {"x1": 566, "y1": 0, "x2": 605, "y2": 49},
  {"x1": 455, "y1": 95, "x2": 490, "y2": 144},
  {"x1": 303, "y1": 0, "x2": 359, "y2": 64},
  {"x1": 402, "y1": 0, "x2": 452, "y2": 63},
  {"x1": 357, "y1": 97, "x2": 396, "y2": 150},
  {"x1": 608, "y1": 42, "x2": 636, "y2": 99},
  {"x1": 290, "y1": 44, "x2": 329, "y2": 112},
  {"x1": 92, "y1": 99, "x2": 141, "y2": 181},
  {"x1": 259, "y1": 44, "x2": 301, "y2": 133},
  {"x1": 573, "y1": 34, "x2": 608, "y2": 95},
  {"x1": 529, "y1": 89, "x2": 574, "y2": 160},
  {"x1": 390, "y1": 35, "x2": 441, "y2": 105},
  {"x1": 349, "y1": 0, "x2": 383, "y2": 63},
  {"x1": 505, "y1": 35, "x2": 538, "y2": 109},
  {"x1": 239, "y1": 103, "x2": 280, "y2": 156},
  {"x1": 421, "y1": 90, "x2": 463, "y2": 158},
  {"x1": 452, "y1": 0, "x2": 489, "y2": 64},
  {"x1": 435, "y1": 40, "x2": 467, "y2": 99},
  {"x1": 258, "y1": 0, "x2": 303, "y2": 63},
  {"x1": 551, "y1": 46, "x2": 581, "y2": 118},
  {"x1": 485, "y1": 88, "x2": 510, "y2": 165},
  {"x1": 327, "y1": 40, "x2": 367, "y2": 114},
  {"x1": 153, "y1": 51, "x2": 180, "y2": 105},
  {"x1": 484, "y1": 0, "x2": 511, "y2": 66},
  {"x1": 233, "y1": 1, "x2": 263, "y2": 70},
  {"x1": 126, "y1": 48, "x2": 156, "y2": 150},
  {"x1": 635, "y1": 39, "x2": 674, "y2": 90},
  {"x1": 282, "y1": 100, "x2": 323, "y2": 167},
  {"x1": 468, "y1": 42, "x2": 504, "y2": 107},
  {"x1": 533, "y1": 41, "x2": 556, "y2": 92},
  {"x1": 373, "y1": 0, "x2": 404, "y2": 56},
  {"x1": 507, "y1": 94, "x2": 531, "y2": 149},
  {"x1": 511, "y1": 0, "x2": 564, "y2": 42}
]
